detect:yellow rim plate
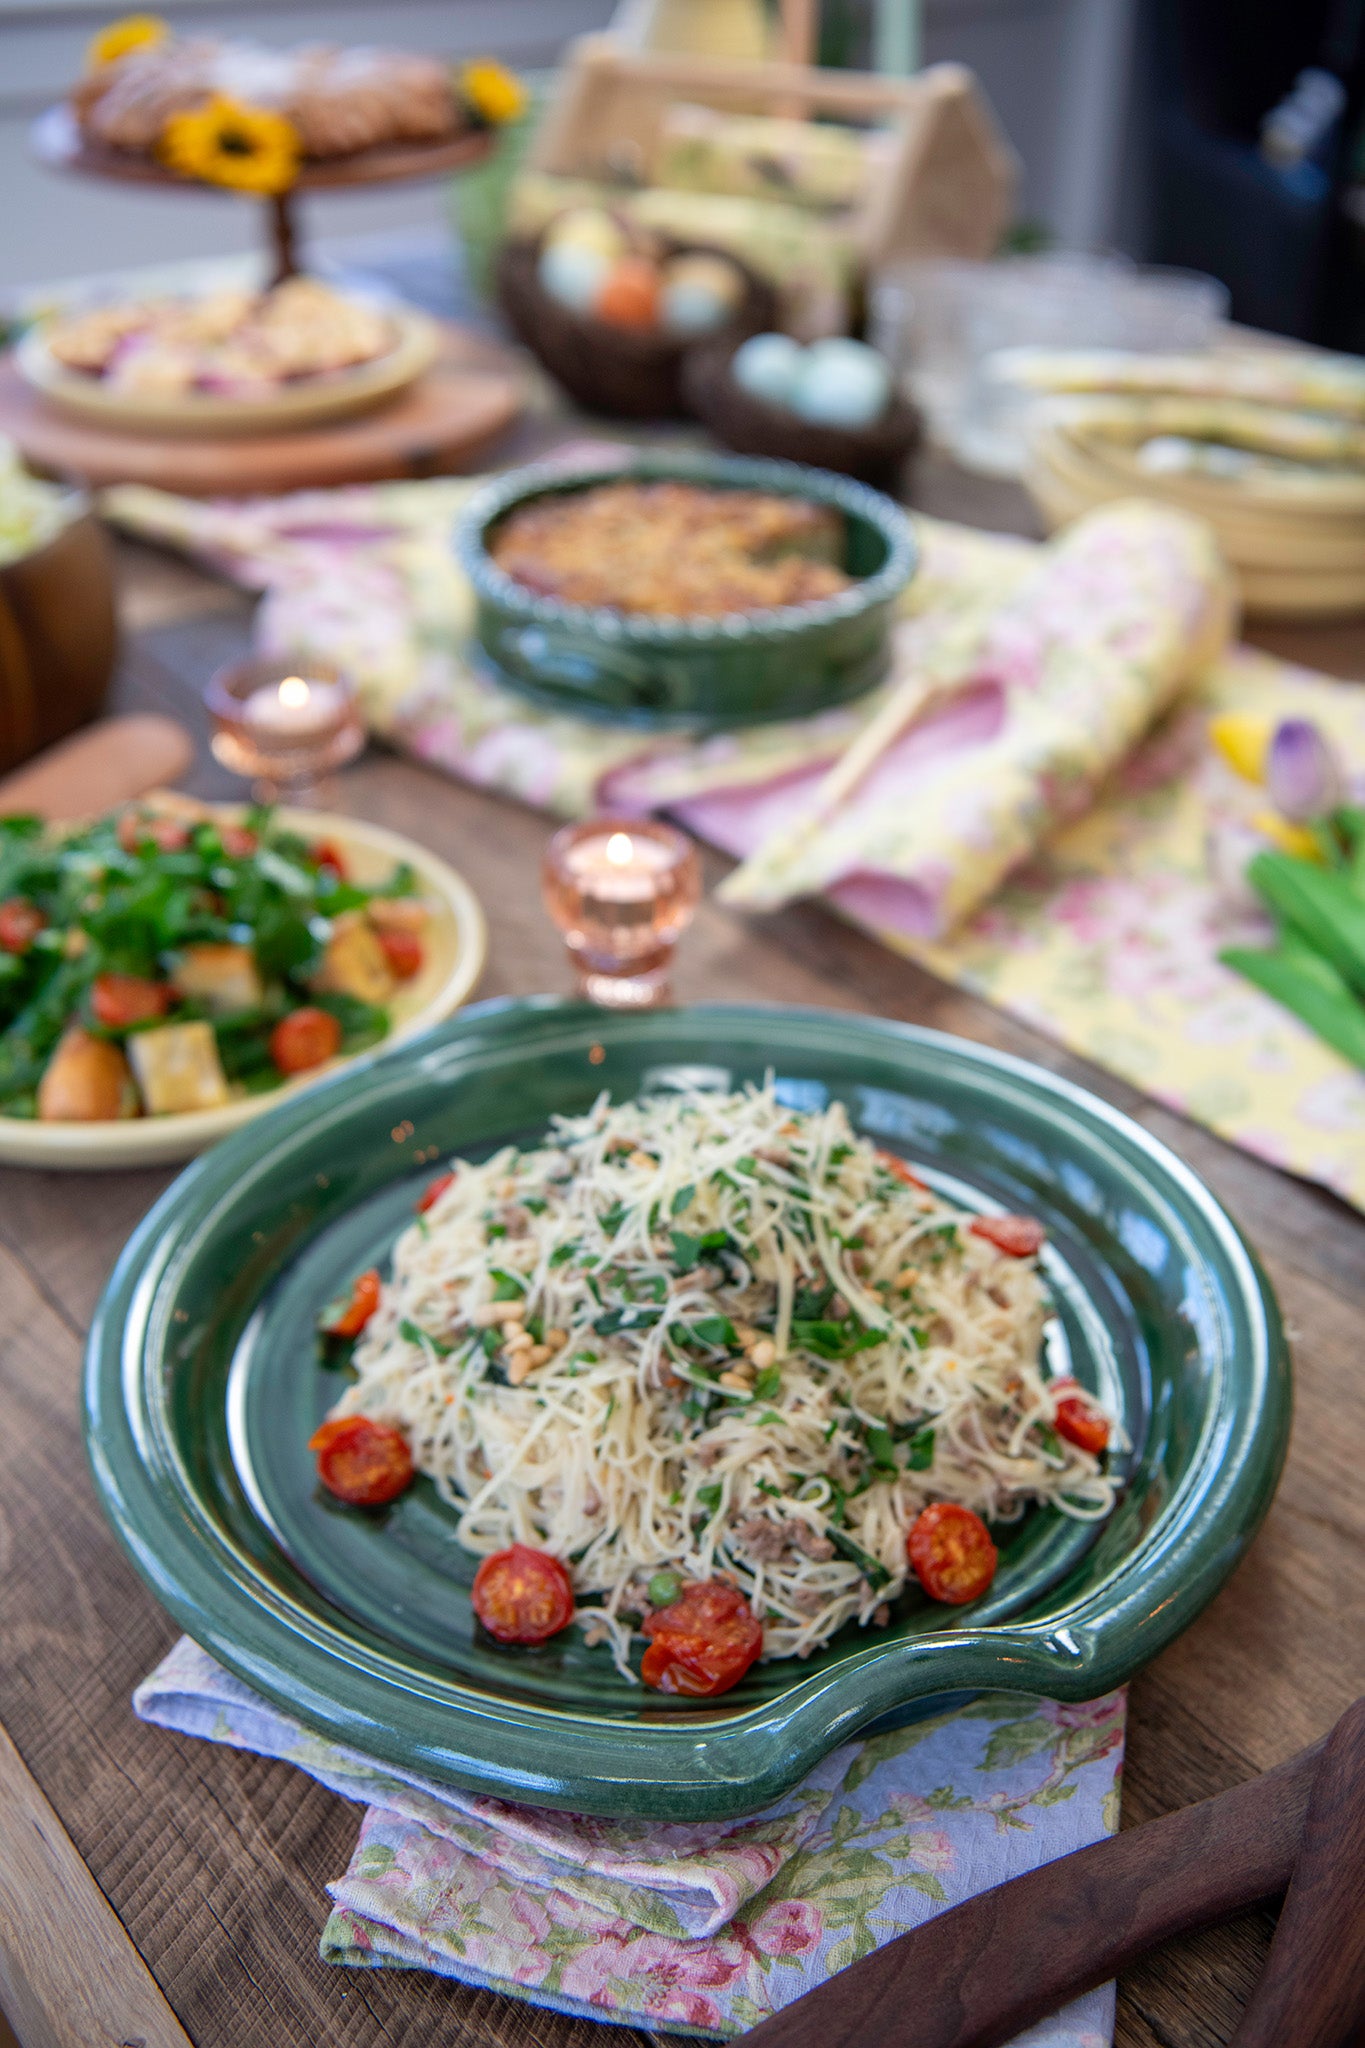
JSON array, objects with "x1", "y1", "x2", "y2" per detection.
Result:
[{"x1": 0, "y1": 806, "x2": 487, "y2": 1169}]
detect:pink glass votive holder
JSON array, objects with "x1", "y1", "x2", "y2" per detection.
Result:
[
  {"x1": 205, "y1": 656, "x2": 364, "y2": 803},
  {"x1": 543, "y1": 817, "x2": 701, "y2": 1009}
]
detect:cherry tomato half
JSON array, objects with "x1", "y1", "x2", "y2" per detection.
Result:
[
  {"x1": 269, "y1": 1006, "x2": 342, "y2": 1075},
  {"x1": 377, "y1": 928, "x2": 424, "y2": 980},
  {"x1": 320, "y1": 1267, "x2": 382, "y2": 1339},
  {"x1": 91, "y1": 973, "x2": 171, "y2": 1030},
  {"x1": 640, "y1": 1579, "x2": 765, "y2": 1698},
  {"x1": 308, "y1": 840, "x2": 349, "y2": 881},
  {"x1": 218, "y1": 824, "x2": 258, "y2": 859},
  {"x1": 877, "y1": 1149, "x2": 928, "y2": 1190},
  {"x1": 969, "y1": 1213, "x2": 1046, "y2": 1258},
  {"x1": 417, "y1": 1169, "x2": 456, "y2": 1214},
  {"x1": 0, "y1": 898, "x2": 45, "y2": 954},
  {"x1": 908, "y1": 1502, "x2": 999, "y2": 1605},
  {"x1": 117, "y1": 812, "x2": 189, "y2": 854},
  {"x1": 309, "y1": 1414, "x2": 413, "y2": 1506},
  {"x1": 1050, "y1": 1379, "x2": 1111, "y2": 1456},
  {"x1": 472, "y1": 1544, "x2": 575, "y2": 1645}
]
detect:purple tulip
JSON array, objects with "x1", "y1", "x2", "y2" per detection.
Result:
[{"x1": 1265, "y1": 717, "x2": 1342, "y2": 822}]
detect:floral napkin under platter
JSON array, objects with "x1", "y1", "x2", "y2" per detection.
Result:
[
  {"x1": 104, "y1": 476, "x2": 1365, "y2": 1209},
  {"x1": 137, "y1": 1635, "x2": 1124, "y2": 2042}
]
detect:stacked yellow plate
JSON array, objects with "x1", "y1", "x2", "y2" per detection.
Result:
[{"x1": 1012, "y1": 348, "x2": 1365, "y2": 618}]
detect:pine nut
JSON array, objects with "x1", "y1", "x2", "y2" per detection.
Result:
[{"x1": 749, "y1": 1338, "x2": 776, "y2": 1369}]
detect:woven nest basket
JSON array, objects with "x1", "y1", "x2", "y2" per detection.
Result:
[
  {"x1": 682, "y1": 339, "x2": 922, "y2": 491},
  {"x1": 495, "y1": 235, "x2": 774, "y2": 420}
]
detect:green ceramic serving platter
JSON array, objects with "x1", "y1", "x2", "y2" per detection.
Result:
[
  {"x1": 85, "y1": 999, "x2": 1290, "y2": 1820},
  {"x1": 454, "y1": 451, "x2": 916, "y2": 729}
]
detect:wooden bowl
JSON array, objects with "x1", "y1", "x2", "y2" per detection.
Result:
[
  {"x1": 683, "y1": 339, "x2": 922, "y2": 491},
  {"x1": 494, "y1": 236, "x2": 774, "y2": 419},
  {"x1": 0, "y1": 508, "x2": 117, "y2": 775}
]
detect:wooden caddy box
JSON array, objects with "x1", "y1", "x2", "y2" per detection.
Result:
[{"x1": 529, "y1": 37, "x2": 1019, "y2": 270}]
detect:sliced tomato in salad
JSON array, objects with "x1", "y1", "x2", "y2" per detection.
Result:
[
  {"x1": 908, "y1": 1502, "x2": 998, "y2": 1605},
  {"x1": 1050, "y1": 1379, "x2": 1111, "y2": 1456},
  {"x1": 472, "y1": 1544, "x2": 575, "y2": 1645},
  {"x1": 308, "y1": 840, "x2": 349, "y2": 881},
  {"x1": 91, "y1": 973, "x2": 171, "y2": 1029},
  {"x1": 0, "y1": 898, "x2": 45, "y2": 954},
  {"x1": 218, "y1": 824, "x2": 258, "y2": 859},
  {"x1": 377, "y1": 927, "x2": 424, "y2": 980},
  {"x1": 969, "y1": 1213, "x2": 1046, "y2": 1258},
  {"x1": 876, "y1": 1149, "x2": 928, "y2": 1190},
  {"x1": 320, "y1": 1267, "x2": 382, "y2": 1339},
  {"x1": 269, "y1": 1006, "x2": 342, "y2": 1075},
  {"x1": 117, "y1": 812, "x2": 189, "y2": 854},
  {"x1": 309, "y1": 1415, "x2": 413, "y2": 1506},
  {"x1": 640, "y1": 1579, "x2": 764, "y2": 1697},
  {"x1": 417, "y1": 1170, "x2": 456, "y2": 1214}
]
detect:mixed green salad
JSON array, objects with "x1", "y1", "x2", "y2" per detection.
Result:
[{"x1": 0, "y1": 800, "x2": 430, "y2": 1123}]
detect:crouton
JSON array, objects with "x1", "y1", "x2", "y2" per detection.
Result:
[
  {"x1": 314, "y1": 919, "x2": 395, "y2": 1005},
  {"x1": 127, "y1": 1020, "x2": 231, "y2": 1115},
  {"x1": 37, "y1": 1027, "x2": 139, "y2": 1122},
  {"x1": 172, "y1": 943, "x2": 263, "y2": 1014}
]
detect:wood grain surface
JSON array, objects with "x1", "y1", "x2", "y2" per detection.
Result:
[{"x1": 0, "y1": 460, "x2": 1362, "y2": 2048}]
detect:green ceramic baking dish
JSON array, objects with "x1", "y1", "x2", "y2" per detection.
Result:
[{"x1": 454, "y1": 451, "x2": 917, "y2": 729}]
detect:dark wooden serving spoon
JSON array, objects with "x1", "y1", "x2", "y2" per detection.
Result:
[{"x1": 740, "y1": 1698, "x2": 1365, "y2": 2048}]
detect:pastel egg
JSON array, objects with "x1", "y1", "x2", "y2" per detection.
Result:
[
  {"x1": 545, "y1": 208, "x2": 626, "y2": 262},
  {"x1": 660, "y1": 254, "x2": 744, "y2": 334},
  {"x1": 731, "y1": 331, "x2": 805, "y2": 407},
  {"x1": 538, "y1": 239, "x2": 611, "y2": 315},
  {"x1": 789, "y1": 338, "x2": 891, "y2": 429}
]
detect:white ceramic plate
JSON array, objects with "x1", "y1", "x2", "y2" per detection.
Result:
[
  {"x1": 17, "y1": 308, "x2": 438, "y2": 439},
  {"x1": 0, "y1": 808, "x2": 487, "y2": 1170}
]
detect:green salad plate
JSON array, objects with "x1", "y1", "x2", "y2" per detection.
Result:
[{"x1": 85, "y1": 999, "x2": 1290, "y2": 1820}]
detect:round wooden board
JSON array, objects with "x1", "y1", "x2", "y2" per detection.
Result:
[
  {"x1": 0, "y1": 324, "x2": 524, "y2": 494},
  {"x1": 32, "y1": 103, "x2": 493, "y2": 191}
]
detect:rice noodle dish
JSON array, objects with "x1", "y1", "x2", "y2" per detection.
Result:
[{"x1": 310, "y1": 1082, "x2": 1121, "y2": 1697}]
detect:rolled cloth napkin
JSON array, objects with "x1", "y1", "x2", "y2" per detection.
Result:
[
  {"x1": 708, "y1": 501, "x2": 1234, "y2": 934},
  {"x1": 136, "y1": 1635, "x2": 1125, "y2": 2043}
]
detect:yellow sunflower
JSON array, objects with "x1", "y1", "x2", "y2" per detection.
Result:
[
  {"x1": 86, "y1": 13, "x2": 168, "y2": 70},
  {"x1": 159, "y1": 96, "x2": 300, "y2": 196},
  {"x1": 459, "y1": 59, "x2": 527, "y2": 127}
]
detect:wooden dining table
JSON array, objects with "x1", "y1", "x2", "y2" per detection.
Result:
[{"x1": 1, "y1": 439, "x2": 1363, "y2": 2048}]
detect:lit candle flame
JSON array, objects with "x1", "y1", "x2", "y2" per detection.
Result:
[
  {"x1": 278, "y1": 675, "x2": 311, "y2": 710},
  {"x1": 605, "y1": 832, "x2": 634, "y2": 866}
]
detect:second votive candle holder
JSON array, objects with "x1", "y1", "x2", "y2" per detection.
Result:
[{"x1": 543, "y1": 817, "x2": 701, "y2": 1008}]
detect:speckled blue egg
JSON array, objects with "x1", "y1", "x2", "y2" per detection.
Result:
[
  {"x1": 661, "y1": 254, "x2": 744, "y2": 335},
  {"x1": 790, "y1": 338, "x2": 892, "y2": 428},
  {"x1": 538, "y1": 239, "x2": 611, "y2": 315},
  {"x1": 731, "y1": 331, "x2": 805, "y2": 407}
]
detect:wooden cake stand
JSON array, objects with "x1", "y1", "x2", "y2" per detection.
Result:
[{"x1": 32, "y1": 104, "x2": 494, "y2": 280}]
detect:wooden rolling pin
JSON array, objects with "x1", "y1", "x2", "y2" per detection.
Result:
[
  {"x1": 0, "y1": 715, "x2": 192, "y2": 820},
  {"x1": 741, "y1": 1730, "x2": 1327, "y2": 2048}
]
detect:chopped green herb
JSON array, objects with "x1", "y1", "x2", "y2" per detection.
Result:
[
  {"x1": 864, "y1": 1424, "x2": 898, "y2": 1473},
  {"x1": 489, "y1": 1268, "x2": 527, "y2": 1300},
  {"x1": 753, "y1": 1363, "x2": 783, "y2": 1401},
  {"x1": 670, "y1": 1183, "x2": 696, "y2": 1215},
  {"x1": 695, "y1": 1482, "x2": 724, "y2": 1519},
  {"x1": 399, "y1": 1317, "x2": 454, "y2": 1356},
  {"x1": 907, "y1": 1425, "x2": 936, "y2": 1470},
  {"x1": 549, "y1": 1241, "x2": 578, "y2": 1267}
]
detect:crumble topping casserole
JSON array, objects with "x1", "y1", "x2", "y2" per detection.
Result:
[{"x1": 488, "y1": 481, "x2": 853, "y2": 617}]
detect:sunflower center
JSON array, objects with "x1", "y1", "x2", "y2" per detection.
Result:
[{"x1": 217, "y1": 127, "x2": 257, "y2": 156}]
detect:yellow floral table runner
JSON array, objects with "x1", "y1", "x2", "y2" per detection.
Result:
[{"x1": 104, "y1": 477, "x2": 1365, "y2": 1210}]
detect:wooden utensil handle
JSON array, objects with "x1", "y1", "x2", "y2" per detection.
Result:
[
  {"x1": 740, "y1": 1739, "x2": 1322, "y2": 2048},
  {"x1": 1229, "y1": 1698, "x2": 1365, "y2": 2047}
]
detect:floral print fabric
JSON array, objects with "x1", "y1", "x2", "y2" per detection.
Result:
[{"x1": 136, "y1": 1637, "x2": 1124, "y2": 2042}]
